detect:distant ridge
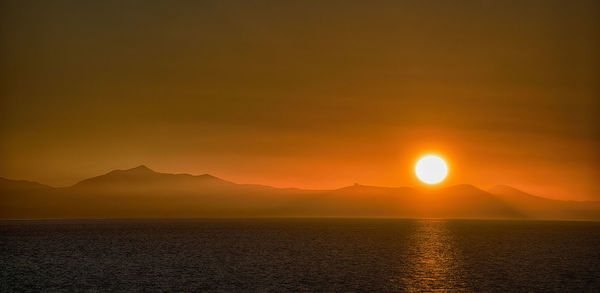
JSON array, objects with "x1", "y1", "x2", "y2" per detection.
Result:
[
  {"x1": 73, "y1": 165, "x2": 231, "y2": 191},
  {"x1": 1, "y1": 165, "x2": 599, "y2": 220},
  {"x1": 0, "y1": 177, "x2": 51, "y2": 190}
]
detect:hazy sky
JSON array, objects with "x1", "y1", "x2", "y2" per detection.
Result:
[{"x1": 1, "y1": 0, "x2": 598, "y2": 200}]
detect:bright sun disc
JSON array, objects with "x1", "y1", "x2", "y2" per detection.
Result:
[{"x1": 415, "y1": 155, "x2": 448, "y2": 184}]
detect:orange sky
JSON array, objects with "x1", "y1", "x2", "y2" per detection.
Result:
[{"x1": 1, "y1": 0, "x2": 599, "y2": 200}]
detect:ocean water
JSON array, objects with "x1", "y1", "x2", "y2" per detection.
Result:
[{"x1": 1, "y1": 219, "x2": 599, "y2": 292}]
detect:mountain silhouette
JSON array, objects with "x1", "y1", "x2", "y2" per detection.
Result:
[
  {"x1": 489, "y1": 185, "x2": 600, "y2": 220},
  {"x1": 1, "y1": 166, "x2": 598, "y2": 220},
  {"x1": 0, "y1": 177, "x2": 51, "y2": 191},
  {"x1": 73, "y1": 165, "x2": 232, "y2": 191}
]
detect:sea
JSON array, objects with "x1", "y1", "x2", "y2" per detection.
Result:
[{"x1": 1, "y1": 219, "x2": 599, "y2": 292}]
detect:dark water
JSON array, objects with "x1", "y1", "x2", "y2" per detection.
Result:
[{"x1": 1, "y1": 219, "x2": 600, "y2": 292}]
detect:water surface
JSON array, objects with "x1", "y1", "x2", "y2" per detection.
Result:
[{"x1": 2, "y1": 219, "x2": 599, "y2": 291}]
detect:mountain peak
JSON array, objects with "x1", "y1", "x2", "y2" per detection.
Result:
[
  {"x1": 129, "y1": 165, "x2": 153, "y2": 171},
  {"x1": 489, "y1": 184, "x2": 521, "y2": 193},
  {"x1": 130, "y1": 165, "x2": 153, "y2": 171},
  {"x1": 72, "y1": 165, "x2": 234, "y2": 190},
  {"x1": 109, "y1": 165, "x2": 155, "y2": 175}
]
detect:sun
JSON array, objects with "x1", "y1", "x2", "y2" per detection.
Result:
[{"x1": 415, "y1": 155, "x2": 448, "y2": 184}]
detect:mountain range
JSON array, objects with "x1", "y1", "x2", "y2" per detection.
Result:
[{"x1": 1, "y1": 165, "x2": 599, "y2": 220}]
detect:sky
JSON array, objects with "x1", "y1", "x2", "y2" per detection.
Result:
[{"x1": 1, "y1": 0, "x2": 599, "y2": 200}]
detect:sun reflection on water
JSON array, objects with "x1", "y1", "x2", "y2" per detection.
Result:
[{"x1": 399, "y1": 220, "x2": 467, "y2": 292}]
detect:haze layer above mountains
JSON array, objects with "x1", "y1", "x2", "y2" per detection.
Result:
[{"x1": 1, "y1": 166, "x2": 598, "y2": 220}]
